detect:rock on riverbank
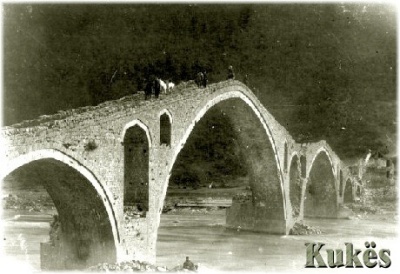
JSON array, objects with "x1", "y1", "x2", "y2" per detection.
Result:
[
  {"x1": 289, "y1": 222, "x2": 322, "y2": 235},
  {"x1": 87, "y1": 260, "x2": 198, "y2": 272}
]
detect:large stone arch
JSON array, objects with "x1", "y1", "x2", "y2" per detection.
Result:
[
  {"x1": 1, "y1": 149, "x2": 119, "y2": 269},
  {"x1": 304, "y1": 150, "x2": 337, "y2": 218},
  {"x1": 289, "y1": 153, "x2": 301, "y2": 218},
  {"x1": 159, "y1": 90, "x2": 286, "y2": 233}
]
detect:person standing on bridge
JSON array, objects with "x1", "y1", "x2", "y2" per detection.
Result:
[
  {"x1": 202, "y1": 70, "x2": 208, "y2": 88},
  {"x1": 144, "y1": 78, "x2": 153, "y2": 100},
  {"x1": 196, "y1": 71, "x2": 204, "y2": 88},
  {"x1": 227, "y1": 65, "x2": 235, "y2": 80}
]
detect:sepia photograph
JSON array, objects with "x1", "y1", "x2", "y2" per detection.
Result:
[{"x1": 0, "y1": 1, "x2": 398, "y2": 272}]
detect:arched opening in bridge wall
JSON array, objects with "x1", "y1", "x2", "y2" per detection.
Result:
[
  {"x1": 356, "y1": 185, "x2": 362, "y2": 199},
  {"x1": 124, "y1": 125, "x2": 149, "y2": 213},
  {"x1": 300, "y1": 156, "x2": 307, "y2": 178},
  {"x1": 344, "y1": 179, "x2": 353, "y2": 203},
  {"x1": 289, "y1": 155, "x2": 301, "y2": 217},
  {"x1": 160, "y1": 111, "x2": 172, "y2": 146},
  {"x1": 304, "y1": 151, "x2": 337, "y2": 218},
  {"x1": 157, "y1": 97, "x2": 285, "y2": 268},
  {"x1": 2, "y1": 158, "x2": 116, "y2": 270}
]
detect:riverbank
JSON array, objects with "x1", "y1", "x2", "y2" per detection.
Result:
[{"x1": 3, "y1": 183, "x2": 397, "y2": 220}]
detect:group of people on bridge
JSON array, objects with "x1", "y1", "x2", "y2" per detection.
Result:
[
  {"x1": 195, "y1": 66, "x2": 235, "y2": 88},
  {"x1": 195, "y1": 70, "x2": 208, "y2": 88},
  {"x1": 227, "y1": 65, "x2": 235, "y2": 80},
  {"x1": 144, "y1": 65, "x2": 236, "y2": 100},
  {"x1": 144, "y1": 76, "x2": 175, "y2": 100}
]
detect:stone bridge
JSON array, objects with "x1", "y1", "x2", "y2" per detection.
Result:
[{"x1": 0, "y1": 80, "x2": 360, "y2": 269}]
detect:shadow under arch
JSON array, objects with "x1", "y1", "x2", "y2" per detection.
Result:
[
  {"x1": 2, "y1": 149, "x2": 118, "y2": 270},
  {"x1": 159, "y1": 90, "x2": 286, "y2": 235},
  {"x1": 304, "y1": 150, "x2": 338, "y2": 218},
  {"x1": 159, "y1": 109, "x2": 172, "y2": 146},
  {"x1": 339, "y1": 169, "x2": 344, "y2": 197},
  {"x1": 123, "y1": 123, "x2": 150, "y2": 212},
  {"x1": 289, "y1": 154, "x2": 301, "y2": 217},
  {"x1": 344, "y1": 178, "x2": 353, "y2": 203}
]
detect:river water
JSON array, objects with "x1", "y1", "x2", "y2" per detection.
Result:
[{"x1": 1, "y1": 209, "x2": 398, "y2": 272}]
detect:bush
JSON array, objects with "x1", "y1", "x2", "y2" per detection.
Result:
[{"x1": 84, "y1": 140, "x2": 97, "y2": 151}]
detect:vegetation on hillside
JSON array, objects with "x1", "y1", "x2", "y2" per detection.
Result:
[
  {"x1": 3, "y1": 4, "x2": 396, "y2": 164},
  {"x1": 170, "y1": 106, "x2": 248, "y2": 188}
]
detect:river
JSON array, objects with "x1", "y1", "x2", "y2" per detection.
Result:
[{"x1": 1, "y1": 209, "x2": 398, "y2": 272}]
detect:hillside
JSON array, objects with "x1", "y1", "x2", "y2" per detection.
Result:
[{"x1": 3, "y1": 3, "x2": 396, "y2": 162}]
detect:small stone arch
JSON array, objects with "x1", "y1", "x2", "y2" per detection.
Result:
[
  {"x1": 123, "y1": 123, "x2": 150, "y2": 213},
  {"x1": 344, "y1": 178, "x2": 353, "y2": 203},
  {"x1": 120, "y1": 119, "x2": 152, "y2": 147},
  {"x1": 308, "y1": 147, "x2": 335, "y2": 179},
  {"x1": 304, "y1": 150, "x2": 337, "y2": 218},
  {"x1": 356, "y1": 185, "x2": 362, "y2": 198},
  {"x1": 159, "y1": 109, "x2": 172, "y2": 146},
  {"x1": 159, "y1": 109, "x2": 173, "y2": 124}
]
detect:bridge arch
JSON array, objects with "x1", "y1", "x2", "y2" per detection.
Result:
[
  {"x1": 1, "y1": 149, "x2": 119, "y2": 269},
  {"x1": 120, "y1": 119, "x2": 152, "y2": 147},
  {"x1": 159, "y1": 109, "x2": 173, "y2": 124},
  {"x1": 343, "y1": 178, "x2": 353, "y2": 203},
  {"x1": 122, "y1": 122, "x2": 150, "y2": 212},
  {"x1": 304, "y1": 149, "x2": 338, "y2": 218},
  {"x1": 308, "y1": 147, "x2": 336, "y2": 179},
  {"x1": 159, "y1": 109, "x2": 173, "y2": 146},
  {"x1": 160, "y1": 90, "x2": 286, "y2": 230}
]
